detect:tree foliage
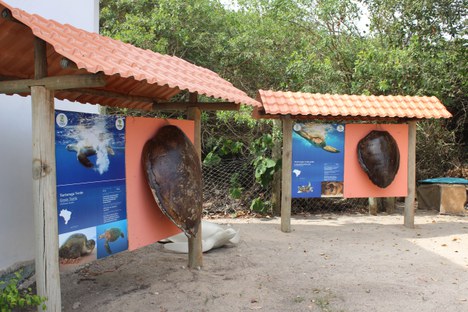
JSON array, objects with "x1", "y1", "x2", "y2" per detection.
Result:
[{"x1": 100, "y1": 0, "x2": 467, "y2": 178}]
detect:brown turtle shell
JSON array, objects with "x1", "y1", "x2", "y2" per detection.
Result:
[
  {"x1": 357, "y1": 130, "x2": 400, "y2": 188},
  {"x1": 142, "y1": 125, "x2": 202, "y2": 238}
]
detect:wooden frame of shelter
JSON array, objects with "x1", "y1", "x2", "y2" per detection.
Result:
[
  {"x1": 0, "y1": 2, "x2": 259, "y2": 311},
  {"x1": 254, "y1": 90, "x2": 452, "y2": 233}
]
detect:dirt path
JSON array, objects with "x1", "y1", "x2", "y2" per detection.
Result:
[{"x1": 60, "y1": 211, "x2": 468, "y2": 312}]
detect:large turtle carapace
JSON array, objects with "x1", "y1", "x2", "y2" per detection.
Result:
[
  {"x1": 357, "y1": 130, "x2": 400, "y2": 188},
  {"x1": 142, "y1": 125, "x2": 203, "y2": 238}
]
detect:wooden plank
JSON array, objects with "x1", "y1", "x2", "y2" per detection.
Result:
[
  {"x1": 153, "y1": 102, "x2": 239, "y2": 111},
  {"x1": 0, "y1": 74, "x2": 106, "y2": 94},
  {"x1": 404, "y1": 121, "x2": 417, "y2": 228},
  {"x1": 187, "y1": 96, "x2": 203, "y2": 269},
  {"x1": 32, "y1": 37, "x2": 61, "y2": 312},
  {"x1": 281, "y1": 116, "x2": 293, "y2": 232}
]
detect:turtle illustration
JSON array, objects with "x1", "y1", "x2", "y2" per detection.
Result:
[
  {"x1": 99, "y1": 228, "x2": 124, "y2": 254},
  {"x1": 66, "y1": 143, "x2": 114, "y2": 168},
  {"x1": 294, "y1": 127, "x2": 340, "y2": 153},
  {"x1": 59, "y1": 233, "x2": 95, "y2": 259}
]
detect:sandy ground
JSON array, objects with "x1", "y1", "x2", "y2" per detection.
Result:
[{"x1": 60, "y1": 210, "x2": 468, "y2": 312}]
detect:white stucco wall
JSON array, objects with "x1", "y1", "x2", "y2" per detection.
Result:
[{"x1": 0, "y1": 0, "x2": 99, "y2": 271}]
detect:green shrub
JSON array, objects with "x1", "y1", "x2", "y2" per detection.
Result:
[{"x1": 0, "y1": 271, "x2": 46, "y2": 312}]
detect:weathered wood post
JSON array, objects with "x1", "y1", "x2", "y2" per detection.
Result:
[
  {"x1": 32, "y1": 37, "x2": 61, "y2": 311},
  {"x1": 404, "y1": 121, "x2": 417, "y2": 228},
  {"x1": 187, "y1": 93, "x2": 203, "y2": 268},
  {"x1": 369, "y1": 197, "x2": 396, "y2": 215},
  {"x1": 271, "y1": 119, "x2": 282, "y2": 215},
  {"x1": 368, "y1": 197, "x2": 378, "y2": 215},
  {"x1": 281, "y1": 115, "x2": 293, "y2": 232},
  {"x1": 384, "y1": 197, "x2": 396, "y2": 214}
]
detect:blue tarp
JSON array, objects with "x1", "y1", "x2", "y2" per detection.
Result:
[{"x1": 418, "y1": 177, "x2": 468, "y2": 185}]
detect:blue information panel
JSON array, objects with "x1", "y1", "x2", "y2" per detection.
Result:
[
  {"x1": 55, "y1": 111, "x2": 128, "y2": 265},
  {"x1": 291, "y1": 122, "x2": 345, "y2": 198}
]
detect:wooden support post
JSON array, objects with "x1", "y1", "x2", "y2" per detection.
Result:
[
  {"x1": 281, "y1": 116, "x2": 293, "y2": 232},
  {"x1": 187, "y1": 94, "x2": 203, "y2": 268},
  {"x1": 32, "y1": 38, "x2": 61, "y2": 311},
  {"x1": 404, "y1": 121, "x2": 417, "y2": 228},
  {"x1": 369, "y1": 197, "x2": 395, "y2": 215},
  {"x1": 368, "y1": 197, "x2": 378, "y2": 215},
  {"x1": 384, "y1": 197, "x2": 396, "y2": 214},
  {"x1": 271, "y1": 119, "x2": 282, "y2": 215}
]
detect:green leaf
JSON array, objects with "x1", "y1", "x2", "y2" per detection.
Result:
[
  {"x1": 229, "y1": 187, "x2": 243, "y2": 199},
  {"x1": 250, "y1": 197, "x2": 265, "y2": 212}
]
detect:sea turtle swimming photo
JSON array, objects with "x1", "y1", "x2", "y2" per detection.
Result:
[
  {"x1": 59, "y1": 233, "x2": 96, "y2": 259},
  {"x1": 99, "y1": 228, "x2": 124, "y2": 254},
  {"x1": 294, "y1": 125, "x2": 340, "y2": 153},
  {"x1": 66, "y1": 143, "x2": 115, "y2": 168}
]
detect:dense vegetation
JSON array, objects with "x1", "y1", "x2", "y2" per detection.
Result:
[{"x1": 100, "y1": 0, "x2": 467, "y2": 183}]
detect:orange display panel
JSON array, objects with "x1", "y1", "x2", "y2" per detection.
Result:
[
  {"x1": 125, "y1": 117, "x2": 194, "y2": 250},
  {"x1": 344, "y1": 124, "x2": 408, "y2": 198}
]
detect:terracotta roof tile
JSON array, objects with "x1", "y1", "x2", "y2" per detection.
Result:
[
  {"x1": 257, "y1": 90, "x2": 451, "y2": 120},
  {"x1": 0, "y1": 1, "x2": 260, "y2": 108}
]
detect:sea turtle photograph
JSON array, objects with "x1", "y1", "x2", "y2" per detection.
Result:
[
  {"x1": 59, "y1": 233, "x2": 96, "y2": 259},
  {"x1": 66, "y1": 142, "x2": 115, "y2": 168},
  {"x1": 293, "y1": 123, "x2": 341, "y2": 153},
  {"x1": 98, "y1": 227, "x2": 125, "y2": 254},
  {"x1": 55, "y1": 111, "x2": 126, "y2": 181}
]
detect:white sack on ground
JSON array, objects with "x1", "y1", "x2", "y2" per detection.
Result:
[{"x1": 161, "y1": 221, "x2": 240, "y2": 253}]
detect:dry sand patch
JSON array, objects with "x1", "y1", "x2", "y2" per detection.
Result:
[{"x1": 60, "y1": 211, "x2": 468, "y2": 312}]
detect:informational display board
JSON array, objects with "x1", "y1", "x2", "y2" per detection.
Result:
[
  {"x1": 55, "y1": 111, "x2": 128, "y2": 269},
  {"x1": 291, "y1": 122, "x2": 345, "y2": 198}
]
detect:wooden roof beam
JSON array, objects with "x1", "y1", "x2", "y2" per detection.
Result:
[
  {"x1": 153, "y1": 91, "x2": 239, "y2": 111},
  {"x1": 64, "y1": 88, "x2": 239, "y2": 111},
  {"x1": 153, "y1": 101, "x2": 239, "y2": 111},
  {"x1": 0, "y1": 73, "x2": 106, "y2": 94}
]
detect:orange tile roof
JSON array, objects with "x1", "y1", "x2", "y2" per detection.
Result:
[
  {"x1": 256, "y1": 90, "x2": 452, "y2": 119},
  {"x1": 0, "y1": 1, "x2": 260, "y2": 109}
]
